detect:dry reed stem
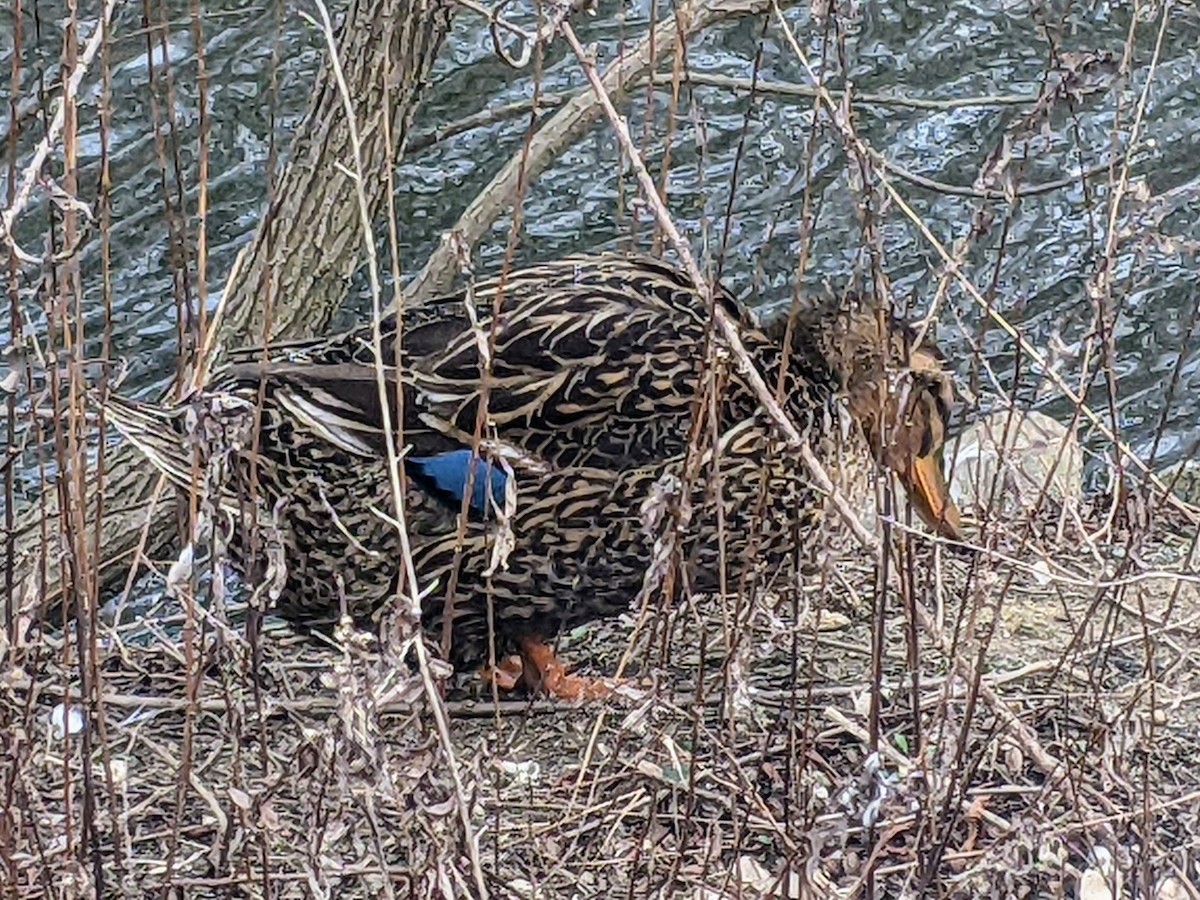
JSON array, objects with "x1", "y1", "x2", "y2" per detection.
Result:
[
  {"x1": 762, "y1": 0, "x2": 1123, "y2": 834},
  {"x1": 0, "y1": 0, "x2": 118, "y2": 263},
  {"x1": 6, "y1": 1, "x2": 1196, "y2": 893},
  {"x1": 407, "y1": 0, "x2": 779, "y2": 304},
  {"x1": 559, "y1": 19, "x2": 879, "y2": 554},
  {"x1": 308, "y1": 0, "x2": 489, "y2": 894},
  {"x1": 770, "y1": 1, "x2": 1197, "y2": 525},
  {"x1": 550, "y1": 15, "x2": 888, "y2": 853}
]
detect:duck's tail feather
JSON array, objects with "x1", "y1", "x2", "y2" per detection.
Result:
[{"x1": 101, "y1": 393, "x2": 196, "y2": 490}]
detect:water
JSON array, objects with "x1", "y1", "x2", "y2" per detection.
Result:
[{"x1": 3, "y1": 0, "x2": 1199, "y2": 477}]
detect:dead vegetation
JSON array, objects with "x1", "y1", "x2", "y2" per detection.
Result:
[
  {"x1": 4, "y1": 0, "x2": 1200, "y2": 897},
  {"x1": 7, "y1": 504, "x2": 1200, "y2": 896}
]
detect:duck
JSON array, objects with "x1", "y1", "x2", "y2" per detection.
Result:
[{"x1": 103, "y1": 254, "x2": 961, "y2": 699}]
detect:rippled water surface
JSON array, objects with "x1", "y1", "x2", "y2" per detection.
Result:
[{"x1": 3, "y1": 0, "x2": 1199, "y2": 471}]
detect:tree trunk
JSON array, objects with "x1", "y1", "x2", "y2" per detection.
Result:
[
  {"x1": 217, "y1": 0, "x2": 452, "y2": 346},
  {"x1": 12, "y1": 0, "x2": 454, "y2": 624}
]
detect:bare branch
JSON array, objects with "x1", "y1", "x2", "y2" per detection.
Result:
[
  {"x1": 406, "y1": 0, "x2": 779, "y2": 303},
  {"x1": 0, "y1": 0, "x2": 119, "y2": 263}
]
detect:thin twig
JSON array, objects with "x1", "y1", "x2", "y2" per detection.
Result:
[
  {"x1": 559, "y1": 19, "x2": 879, "y2": 553},
  {"x1": 0, "y1": 0, "x2": 119, "y2": 263},
  {"x1": 406, "y1": 92, "x2": 572, "y2": 151},
  {"x1": 650, "y1": 72, "x2": 1037, "y2": 110},
  {"x1": 308, "y1": 2, "x2": 490, "y2": 895},
  {"x1": 867, "y1": 145, "x2": 1140, "y2": 201},
  {"x1": 407, "y1": 67, "x2": 1038, "y2": 160},
  {"x1": 769, "y1": 0, "x2": 1117, "y2": 833}
]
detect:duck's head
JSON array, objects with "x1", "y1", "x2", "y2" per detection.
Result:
[{"x1": 805, "y1": 306, "x2": 962, "y2": 541}]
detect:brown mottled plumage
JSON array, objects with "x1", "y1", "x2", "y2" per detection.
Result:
[{"x1": 105, "y1": 255, "x2": 959, "y2": 696}]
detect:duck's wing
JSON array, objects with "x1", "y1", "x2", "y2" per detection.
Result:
[
  {"x1": 102, "y1": 392, "x2": 196, "y2": 490},
  {"x1": 219, "y1": 256, "x2": 741, "y2": 468},
  {"x1": 101, "y1": 390, "x2": 260, "y2": 519},
  {"x1": 408, "y1": 256, "x2": 758, "y2": 467}
]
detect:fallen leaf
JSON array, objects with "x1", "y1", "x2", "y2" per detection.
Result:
[
  {"x1": 228, "y1": 787, "x2": 252, "y2": 811},
  {"x1": 1079, "y1": 867, "x2": 1114, "y2": 900}
]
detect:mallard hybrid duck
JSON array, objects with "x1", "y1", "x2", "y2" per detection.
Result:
[{"x1": 105, "y1": 255, "x2": 960, "y2": 699}]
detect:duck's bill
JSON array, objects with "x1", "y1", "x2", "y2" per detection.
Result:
[{"x1": 902, "y1": 453, "x2": 962, "y2": 540}]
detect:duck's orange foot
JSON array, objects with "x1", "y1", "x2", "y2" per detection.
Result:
[
  {"x1": 482, "y1": 653, "x2": 526, "y2": 691},
  {"x1": 519, "y1": 636, "x2": 619, "y2": 702}
]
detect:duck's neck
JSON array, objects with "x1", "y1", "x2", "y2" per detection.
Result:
[{"x1": 756, "y1": 302, "x2": 869, "y2": 394}]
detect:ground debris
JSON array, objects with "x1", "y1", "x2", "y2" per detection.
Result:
[{"x1": 6, "y1": 500, "x2": 1200, "y2": 897}]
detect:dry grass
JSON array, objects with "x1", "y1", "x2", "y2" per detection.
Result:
[
  {"x1": 6, "y1": 495, "x2": 1200, "y2": 897},
  {"x1": 5, "y1": 0, "x2": 1200, "y2": 897}
]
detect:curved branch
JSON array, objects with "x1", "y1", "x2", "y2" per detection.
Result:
[
  {"x1": 405, "y1": 0, "x2": 778, "y2": 304},
  {"x1": 1, "y1": 0, "x2": 118, "y2": 263}
]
